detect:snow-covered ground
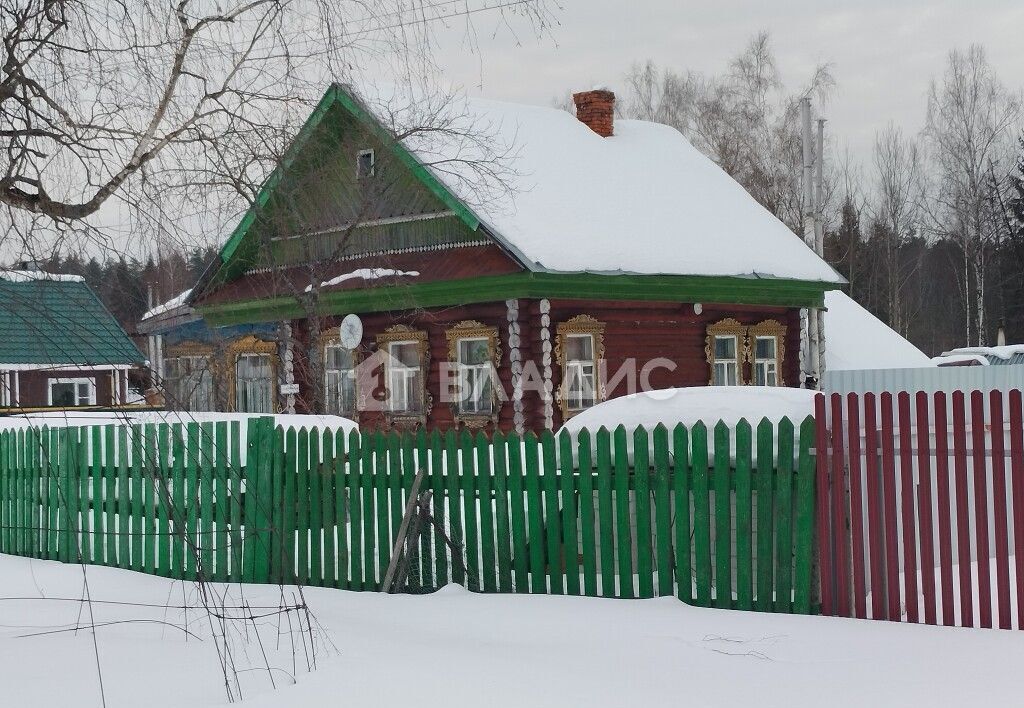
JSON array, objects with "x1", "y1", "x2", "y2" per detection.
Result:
[{"x1": 2, "y1": 554, "x2": 1022, "y2": 708}]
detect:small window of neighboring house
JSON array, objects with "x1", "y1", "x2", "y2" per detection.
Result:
[
  {"x1": 456, "y1": 337, "x2": 494, "y2": 415},
  {"x1": 387, "y1": 340, "x2": 424, "y2": 413},
  {"x1": 166, "y1": 355, "x2": 214, "y2": 411},
  {"x1": 235, "y1": 353, "x2": 273, "y2": 413},
  {"x1": 49, "y1": 378, "x2": 96, "y2": 407},
  {"x1": 324, "y1": 344, "x2": 357, "y2": 416},
  {"x1": 357, "y1": 149, "x2": 375, "y2": 178}
]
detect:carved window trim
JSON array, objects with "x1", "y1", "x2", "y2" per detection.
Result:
[
  {"x1": 225, "y1": 335, "x2": 278, "y2": 413},
  {"x1": 555, "y1": 314, "x2": 606, "y2": 419},
  {"x1": 749, "y1": 319, "x2": 786, "y2": 387},
  {"x1": 705, "y1": 318, "x2": 749, "y2": 385},
  {"x1": 445, "y1": 320, "x2": 501, "y2": 428},
  {"x1": 375, "y1": 325, "x2": 430, "y2": 429},
  {"x1": 320, "y1": 326, "x2": 362, "y2": 417}
]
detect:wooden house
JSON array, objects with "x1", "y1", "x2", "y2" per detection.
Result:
[
  {"x1": 144, "y1": 84, "x2": 843, "y2": 431},
  {"x1": 0, "y1": 270, "x2": 145, "y2": 409}
]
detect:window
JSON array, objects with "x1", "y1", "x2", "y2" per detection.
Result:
[
  {"x1": 456, "y1": 337, "x2": 494, "y2": 415},
  {"x1": 753, "y1": 336, "x2": 778, "y2": 386},
  {"x1": 387, "y1": 340, "x2": 424, "y2": 413},
  {"x1": 749, "y1": 320, "x2": 786, "y2": 387},
  {"x1": 324, "y1": 344, "x2": 357, "y2": 416},
  {"x1": 48, "y1": 378, "x2": 96, "y2": 407},
  {"x1": 556, "y1": 315, "x2": 605, "y2": 418},
  {"x1": 357, "y1": 149, "x2": 375, "y2": 178},
  {"x1": 713, "y1": 335, "x2": 740, "y2": 386},
  {"x1": 705, "y1": 318, "x2": 748, "y2": 385},
  {"x1": 564, "y1": 334, "x2": 597, "y2": 411},
  {"x1": 235, "y1": 353, "x2": 273, "y2": 413},
  {"x1": 165, "y1": 355, "x2": 214, "y2": 411}
]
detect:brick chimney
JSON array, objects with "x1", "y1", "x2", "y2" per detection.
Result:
[{"x1": 572, "y1": 88, "x2": 615, "y2": 137}]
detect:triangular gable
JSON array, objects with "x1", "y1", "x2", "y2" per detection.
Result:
[{"x1": 206, "y1": 83, "x2": 519, "y2": 293}]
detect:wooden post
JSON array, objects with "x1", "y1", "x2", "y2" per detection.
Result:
[{"x1": 382, "y1": 468, "x2": 427, "y2": 593}]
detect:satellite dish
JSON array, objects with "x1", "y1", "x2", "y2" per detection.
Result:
[{"x1": 339, "y1": 313, "x2": 363, "y2": 349}]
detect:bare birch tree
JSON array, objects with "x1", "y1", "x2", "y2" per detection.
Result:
[
  {"x1": 0, "y1": 0, "x2": 554, "y2": 257},
  {"x1": 922, "y1": 45, "x2": 1022, "y2": 345}
]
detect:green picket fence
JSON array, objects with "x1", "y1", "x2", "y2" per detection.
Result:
[{"x1": 0, "y1": 416, "x2": 816, "y2": 613}]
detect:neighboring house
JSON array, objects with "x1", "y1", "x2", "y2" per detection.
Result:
[
  {"x1": 934, "y1": 345, "x2": 1024, "y2": 367},
  {"x1": 145, "y1": 84, "x2": 844, "y2": 431},
  {"x1": 0, "y1": 270, "x2": 145, "y2": 409},
  {"x1": 822, "y1": 291, "x2": 933, "y2": 371}
]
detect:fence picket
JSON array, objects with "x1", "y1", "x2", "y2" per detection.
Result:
[
  {"x1": 613, "y1": 425, "x2": 633, "y2": 599},
  {"x1": 460, "y1": 430, "x2": 481, "y2": 592},
  {"x1": 445, "y1": 430, "x2": 464, "y2": 587},
  {"x1": 879, "y1": 393, "x2": 901, "y2": 622},
  {"x1": 951, "y1": 391, "x2": 973, "y2": 626},
  {"x1": 634, "y1": 425, "x2": 654, "y2": 599},
  {"x1": 48, "y1": 428, "x2": 60, "y2": 560},
  {"x1": 428, "y1": 430, "x2": 447, "y2": 588},
  {"x1": 673, "y1": 424, "x2": 692, "y2": 604},
  {"x1": 734, "y1": 419, "x2": 753, "y2": 611},
  {"x1": 322, "y1": 430, "x2": 337, "y2": 589},
  {"x1": 775, "y1": 417, "x2": 794, "y2": 614},
  {"x1": 896, "y1": 392, "x2": 919, "y2": 624},
  {"x1": 541, "y1": 431, "x2": 562, "y2": 596},
  {"x1": 988, "y1": 391, "x2": 1012, "y2": 630},
  {"x1": 310, "y1": 428, "x2": 325, "y2": 587},
  {"x1": 845, "y1": 395, "x2": 866, "y2": 619},
  {"x1": 793, "y1": 417, "x2": 816, "y2": 615},
  {"x1": 477, "y1": 431, "x2": 497, "y2": 593},
  {"x1": 713, "y1": 421, "x2": 731, "y2": 609},
  {"x1": 156, "y1": 424, "x2": 171, "y2": 576},
  {"x1": 577, "y1": 429, "x2": 597, "y2": 597},
  {"x1": 595, "y1": 428, "x2": 615, "y2": 598},
  {"x1": 492, "y1": 432, "x2": 513, "y2": 593},
  {"x1": 557, "y1": 430, "x2": 579, "y2": 596},
  {"x1": 346, "y1": 430, "x2": 363, "y2": 591},
  {"x1": 652, "y1": 425, "x2": 672, "y2": 598},
  {"x1": 915, "y1": 392, "x2": 937, "y2": 625},
  {"x1": 691, "y1": 422, "x2": 711, "y2": 607},
  {"x1": 755, "y1": 418, "x2": 774, "y2": 613},
  {"x1": 360, "y1": 431, "x2": 376, "y2": 589},
  {"x1": 1009, "y1": 389, "x2": 1024, "y2": 631},
  {"x1": 863, "y1": 393, "x2": 885, "y2": 621},
  {"x1": 506, "y1": 431, "x2": 528, "y2": 593},
  {"x1": 969, "y1": 390, "x2": 992, "y2": 628},
  {"x1": 524, "y1": 431, "x2": 545, "y2": 593},
  {"x1": 932, "y1": 392, "x2": 955, "y2": 626},
  {"x1": 198, "y1": 423, "x2": 214, "y2": 579},
  {"x1": 215, "y1": 422, "x2": 229, "y2": 582}
]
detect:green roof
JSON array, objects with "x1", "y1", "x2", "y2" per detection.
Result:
[{"x1": 0, "y1": 277, "x2": 145, "y2": 366}]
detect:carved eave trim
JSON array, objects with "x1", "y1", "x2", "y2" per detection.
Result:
[
  {"x1": 166, "y1": 340, "x2": 216, "y2": 359},
  {"x1": 554, "y1": 314, "x2": 606, "y2": 420},
  {"x1": 705, "y1": 318, "x2": 749, "y2": 385}
]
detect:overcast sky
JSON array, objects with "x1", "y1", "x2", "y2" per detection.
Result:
[{"x1": 426, "y1": 0, "x2": 1024, "y2": 164}]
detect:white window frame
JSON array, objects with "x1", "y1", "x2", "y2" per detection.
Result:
[
  {"x1": 357, "y1": 148, "x2": 375, "y2": 177},
  {"x1": 48, "y1": 377, "x2": 96, "y2": 407},
  {"x1": 564, "y1": 332, "x2": 597, "y2": 413},
  {"x1": 712, "y1": 334, "x2": 740, "y2": 386},
  {"x1": 753, "y1": 334, "x2": 780, "y2": 387},
  {"x1": 387, "y1": 340, "x2": 422, "y2": 413},
  {"x1": 455, "y1": 336, "x2": 494, "y2": 415},
  {"x1": 324, "y1": 343, "x2": 358, "y2": 416}
]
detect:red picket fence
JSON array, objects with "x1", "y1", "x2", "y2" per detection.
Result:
[{"x1": 815, "y1": 389, "x2": 1024, "y2": 629}]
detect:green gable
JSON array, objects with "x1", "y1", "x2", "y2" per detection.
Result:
[{"x1": 0, "y1": 278, "x2": 145, "y2": 366}]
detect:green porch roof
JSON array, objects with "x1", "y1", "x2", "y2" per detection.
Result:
[{"x1": 0, "y1": 277, "x2": 145, "y2": 366}]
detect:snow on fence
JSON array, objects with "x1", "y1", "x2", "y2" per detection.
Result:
[
  {"x1": 0, "y1": 416, "x2": 816, "y2": 613},
  {"x1": 816, "y1": 389, "x2": 1024, "y2": 630}
]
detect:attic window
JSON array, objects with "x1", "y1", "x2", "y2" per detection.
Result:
[{"x1": 357, "y1": 149, "x2": 375, "y2": 177}]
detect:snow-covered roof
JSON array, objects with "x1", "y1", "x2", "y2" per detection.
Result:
[
  {"x1": 824, "y1": 291, "x2": 932, "y2": 371},
  {"x1": 932, "y1": 353, "x2": 989, "y2": 367},
  {"x1": 141, "y1": 288, "x2": 192, "y2": 321},
  {"x1": 941, "y1": 345, "x2": 1024, "y2": 365},
  {"x1": 355, "y1": 86, "x2": 843, "y2": 284},
  {"x1": 0, "y1": 270, "x2": 84, "y2": 283}
]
